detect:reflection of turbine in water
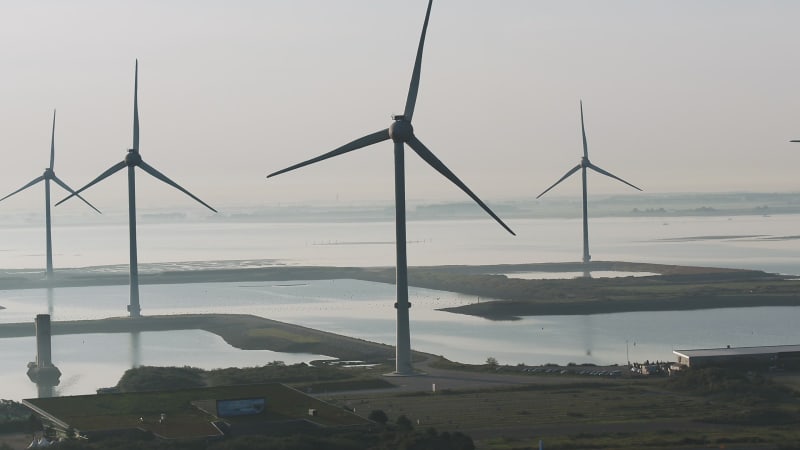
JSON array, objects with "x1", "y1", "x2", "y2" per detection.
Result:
[
  {"x1": 267, "y1": 0, "x2": 514, "y2": 375},
  {"x1": 130, "y1": 331, "x2": 141, "y2": 368},
  {"x1": 581, "y1": 315, "x2": 593, "y2": 357},
  {"x1": 46, "y1": 287, "x2": 54, "y2": 317},
  {"x1": 35, "y1": 381, "x2": 57, "y2": 398},
  {"x1": 48, "y1": 374, "x2": 80, "y2": 398}
]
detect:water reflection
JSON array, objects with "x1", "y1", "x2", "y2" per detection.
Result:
[
  {"x1": 581, "y1": 315, "x2": 593, "y2": 357},
  {"x1": 130, "y1": 331, "x2": 141, "y2": 369},
  {"x1": 46, "y1": 287, "x2": 54, "y2": 317},
  {"x1": 502, "y1": 270, "x2": 658, "y2": 280}
]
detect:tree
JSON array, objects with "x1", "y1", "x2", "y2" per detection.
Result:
[
  {"x1": 396, "y1": 414, "x2": 413, "y2": 432},
  {"x1": 485, "y1": 357, "x2": 498, "y2": 367},
  {"x1": 368, "y1": 409, "x2": 388, "y2": 425}
]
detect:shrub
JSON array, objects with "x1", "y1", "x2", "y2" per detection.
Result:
[{"x1": 368, "y1": 409, "x2": 388, "y2": 425}]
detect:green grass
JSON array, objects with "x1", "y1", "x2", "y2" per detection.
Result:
[
  {"x1": 328, "y1": 371, "x2": 800, "y2": 449},
  {"x1": 246, "y1": 327, "x2": 321, "y2": 344},
  {"x1": 25, "y1": 384, "x2": 369, "y2": 439}
]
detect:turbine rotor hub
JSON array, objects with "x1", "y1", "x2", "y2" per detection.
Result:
[
  {"x1": 125, "y1": 149, "x2": 141, "y2": 166},
  {"x1": 389, "y1": 117, "x2": 414, "y2": 143},
  {"x1": 43, "y1": 168, "x2": 54, "y2": 179}
]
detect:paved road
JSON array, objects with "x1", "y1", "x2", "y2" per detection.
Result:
[{"x1": 325, "y1": 356, "x2": 626, "y2": 397}]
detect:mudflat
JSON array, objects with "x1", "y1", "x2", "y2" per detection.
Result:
[
  {"x1": 0, "y1": 313, "x2": 394, "y2": 362},
  {"x1": 2, "y1": 261, "x2": 798, "y2": 320}
]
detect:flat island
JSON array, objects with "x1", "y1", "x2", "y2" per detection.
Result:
[
  {"x1": 1, "y1": 261, "x2": 798, "y2": 354},
  {"x1": 2, "y1": 261, "x2": 798, "y2": 321}
]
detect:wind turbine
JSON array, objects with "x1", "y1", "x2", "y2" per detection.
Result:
[
  {"x1": 0, "y1": 110, "x2": 100, "y2": 281},
  {"x1": 57, "y1": 60, "x2": 217, "y2": 317},
  {"x1": 267, "y1": 0, "x2": 514, "y2": 375},
  {"x1": 536, "y1": 101, "x2": 641, "y2": 265}
]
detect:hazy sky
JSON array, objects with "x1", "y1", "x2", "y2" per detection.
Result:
[{"x1": 2, "y1": 0, "x2": 800, "y2": 216}]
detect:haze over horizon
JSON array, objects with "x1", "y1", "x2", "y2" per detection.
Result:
[{"x1": 2, "y1": 1, "x2": 800, "y2": 217}]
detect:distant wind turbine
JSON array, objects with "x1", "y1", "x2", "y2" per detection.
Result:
[
  {"x1": 0, "y1": 110, "x2": 100, "y2": 281},
  {"x1": 57, "y1": 60, "x2": 216, "y2": 317},
  {"x1": 537, "y1": 101, "x2": 641, "y2": 264},
  {"x1": 268, "y1": 0, "x2": 514, "y2": 375}
]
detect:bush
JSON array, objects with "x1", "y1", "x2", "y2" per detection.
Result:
[
  {"x1": 368, "y1": 409, "x2": 388, "y2": 425},
  {"x1": 668, "y1": 367, "x2": 790, "y2": 401},
  {"x1": 117, "y1": 366, "x2": 205, "y2": 392},
  {"x1": 396, "y1": 414, "x2": 414, "y2": 432}
]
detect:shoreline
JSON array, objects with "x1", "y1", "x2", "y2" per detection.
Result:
[
  {"x1": 2, "y1": 261, "x2": 798, "y2": 320},
  {"x1": 0, "y1": 260, "x2": 771, "y2": 290},
  {"x1": 0, "y1": 313, "x2": 396, "y2": 362}
]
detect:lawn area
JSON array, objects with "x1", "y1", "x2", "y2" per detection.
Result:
[
  {"x1": 328, "y1": 374, "x2": 800, "y2": 449},
  {"x1": 24, "y1": 383, "x2": 369, "y2": 439}
]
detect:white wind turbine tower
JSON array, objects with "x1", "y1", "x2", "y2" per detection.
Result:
[
  {"x1": 0, "y1": 110, "x2": 100, "y2": 281},
  {"x1": 57, "y1": 60, "x2": 216, "y2": 317},
  {"x1": 536, "y1": 101, "x2": 641, "y2": 266},
  {"x1": 268, "y1": 0, "x2": 515, "y2": 375}
]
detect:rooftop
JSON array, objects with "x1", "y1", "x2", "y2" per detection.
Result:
[{"x1": 673, "y1": 344, "x2": 800, "y2": 359}]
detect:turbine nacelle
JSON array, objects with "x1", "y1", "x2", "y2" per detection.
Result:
[
  {"x1": 125, "y1": 149, "x2": 141, "y2": 166},
  {"x1": 266, "y1": 0, "x2": 513, "y2": 376},
  {"x1": 43, "y1": 168, "x2": 54, "y2": 179},
  {"x1": 389, "y1": 117, "x2": 414, "y2": 143}
]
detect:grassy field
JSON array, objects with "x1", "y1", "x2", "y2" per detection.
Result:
[
  {"x1": 19, "y1": 361, "x2": 800, "y2": 449},
  {"x1": 24, "y1": 383, "x2": 369, "y2": 440},
  {"x1": 324, "y1": 370, "x2": 800, "y2": 449}
]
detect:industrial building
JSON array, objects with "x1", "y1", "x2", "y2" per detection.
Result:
[{"x1": 673, "y1": 344, "x2": 800, "y2": 368}]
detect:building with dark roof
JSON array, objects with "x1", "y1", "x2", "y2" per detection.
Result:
[{"x1": 673, "y1": 344, "x2": 800, "y2": 368}]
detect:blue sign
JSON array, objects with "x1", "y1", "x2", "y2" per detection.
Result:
[{"x1": 216, "y1": 398, "x2": 266, "y2": 417}]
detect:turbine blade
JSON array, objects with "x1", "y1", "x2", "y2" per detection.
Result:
[
  {"x1": 587, "y1": 162, "x2": 642, "y2": 191},
  {"x1": 0, "y1": 176, "x2": 45, "y2": 203},
  {"x1": 133, "y1": 59, "x2": 140, "y2": 151},
  {"x1": 407, "y1": 136, "x2": 515, "y2": 236},
  {"x1": 138, "y1": 160, "x2": 217, "y2": 213},
  {"x1": 50, "y1": 109, "x2": 56, "y2": 170},
  {"x1": 580, "y1": 100, "x2": 588, "y2": 158},
  {"x1": 403, "y1": 0, "x2": 433, "y2": 121},
  {"x1": 55, "y1": 160, "x2": 126, "y2": 206},
  {"x1": 791, "y1": 140, "x2": 800, "y2": 142},
  {"x1": 536, "y1": 164, "x2": 581, "y2": 199},
  {"x1": 267, "y1": 128, "x2": 390, "y2": 178},
  {"x1": 51, "y1": 175, "x2": 102, "y2": 214}
]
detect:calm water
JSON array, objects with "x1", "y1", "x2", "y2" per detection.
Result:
[
  {"x1": 1, "y1": 279, "x2": 799, "y2": 400},
  {"x1": 1, "y1": 215, "x2": 799, "y2": 400},
  {"x1": 1, "y1": 215, "x2": 799, "y2": 274},
  {"x1": 0, "y1": 330, "x2": 330, "y2": 400}
]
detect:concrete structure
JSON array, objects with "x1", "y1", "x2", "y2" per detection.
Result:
[
  {"x1": 27, "y1": 314, "x2": 62, "y2": 397},
  {"x1": 34, "y1": 314, "x2": 53, "y2": 368},
  {"x1": 673, "y1": 344, "x2": 800, "y2": 368}
]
